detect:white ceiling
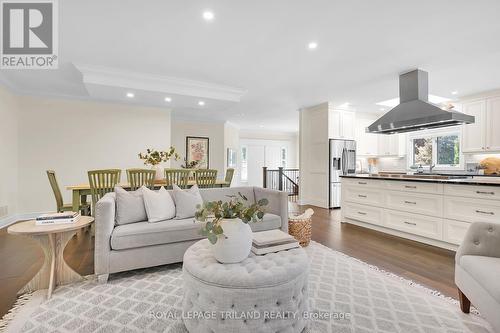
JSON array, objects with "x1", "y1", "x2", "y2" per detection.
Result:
[{"x1": 2, "y1": 0, "x2": 500, "y2": 132}]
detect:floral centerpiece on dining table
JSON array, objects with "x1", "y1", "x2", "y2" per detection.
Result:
[{"x1": 138, "y1": 147, "x2": 180, "y2": 180}]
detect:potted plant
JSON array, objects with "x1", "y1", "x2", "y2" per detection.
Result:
[
  {"x1": 138, "y1": 147, "x2": 180, "y2": 181},
  {"x1": 195, "y1": 193, "x2": 269, "y2": 263}
]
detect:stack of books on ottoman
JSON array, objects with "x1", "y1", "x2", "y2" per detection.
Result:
[
  {"x1": 35, "y1": 212, "x2": 80, "y2": 225},
  {"x1": 252, "y1": 229, "x2": 300, "y2": 255}
]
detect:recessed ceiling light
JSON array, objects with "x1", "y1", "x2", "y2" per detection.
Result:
[
  {"x1": 164, "y1": 97, "x2": 172, "y2": 102},
  {"x1": 126, "y1": 92, "x2": 135, "y2": 98},
  {"x1": 198, "y1": 101, "x2": 205, "y2": 106},
  {"x1": 202, "y1": 10, "x2": 214, "y2": 21},
  {"x1": 451, "y1": 91, "x2": 458, "y2": 95},
  {"x1": 307, "y1": 41, "x2": 318, "y2": 50}
]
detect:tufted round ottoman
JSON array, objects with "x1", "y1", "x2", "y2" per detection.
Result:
[{"x1": 182, "y1": 239, "x2": 309, "y2": 333}]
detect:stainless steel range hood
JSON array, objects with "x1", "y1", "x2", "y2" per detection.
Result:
[{"x1": 367, "y1": 69, "x2": 474, "y2": 134}]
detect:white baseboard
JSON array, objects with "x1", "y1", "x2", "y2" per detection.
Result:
[
  {"x1": 0, "y1": 212, "x2": 49, "y2": 230},
  {"x1": 298, "y1": 198, "x2": 328, "y2": 209}
]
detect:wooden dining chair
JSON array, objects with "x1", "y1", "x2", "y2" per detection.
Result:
[
  {"x1": 46, "y1": 170, "x2": 90, "y2": 215},
  {"x1": 196, "y1": 169, "x2": 218, "y2": 188},
  {"x1": 223, "y1": 168, "x2": 235, "y2": 187},
  {"x1": 126, "y1": 168, "x2": 156, "y2": 191},
  {"x1": 164, "y1": 169, "x2": 190, "y2": 189},
  {"x1": 88, "y1": 169, "x2": 121, "y2": 214}
]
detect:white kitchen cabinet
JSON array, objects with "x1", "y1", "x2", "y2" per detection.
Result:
[
  {"x1": 462, "y1": 100, "x2": 486, "y2": 153},
  {"x1": 377, "y1": 134, "x2": 399, "y2": 156},
  {"x1": 329, "y1": 109, "x2": 355, "y2": 140},
  {"x1": 355, "y1": 116, "x2": 379, "y2": 156},
  {"x1": 462, "y1": 97, "x2": 500, "y2": 153},
  {"x1": 486, "y1": 96, "x2": 500, "y2": 151},
  {"x1": 341, "y1": 177, "x2": 500, "y2": 249}
]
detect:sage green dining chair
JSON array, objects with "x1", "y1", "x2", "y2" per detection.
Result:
[
  {"x1": 126, "y1": 168, "x2": 156, "y2": 191},
  {"x1": 223, "y1": 168, "x2": 235, "y2": 187},
  {"x1": 164, "y1": 169, "x2": 190, "y2": 189},
  {"x1": 46, "y1": 170, "x2": 90, "y2": 215},
  {"x1": 196, "y1": 169, "x2": 218, "y2": 188},
  {"x1": 88, "y1": 169, "x2": 121, "y2": 214}
]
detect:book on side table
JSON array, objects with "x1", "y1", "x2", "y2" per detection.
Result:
[
  {"x1": 252, "y1": 229, "x2": 299, "y2": 255},
  {"x1": 35, "y1": 212, "x2": 80, "y2": 225}
]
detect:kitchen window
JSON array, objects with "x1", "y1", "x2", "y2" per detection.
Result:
[{"x1": 408, "y1": 129, "x2": 463, "y2": 170}]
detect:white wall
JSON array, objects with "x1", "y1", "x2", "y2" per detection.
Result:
[
  {"x1": 171, "y1": 119, "x2": 225, "y2": 177},
  {"x1": 0, "y1": 86, "x2": 19, "y2": 221},
  {"x1": 299, "y1": 103, "x2": 329, "y2": 208},
  {"x1": 17, "y1": 96, "x2": 172, "y2": 213}
]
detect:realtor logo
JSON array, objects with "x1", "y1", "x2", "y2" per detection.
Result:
[{"x1": 1, "y1": 0, "x2": 58, "y2": 69}]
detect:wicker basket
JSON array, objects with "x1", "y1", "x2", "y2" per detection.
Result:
[{"x1": 288, "y1": 216, "x2": 312, "y2": 247}]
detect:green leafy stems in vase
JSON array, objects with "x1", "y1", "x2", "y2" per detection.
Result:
[
  {"x1": 195, "y1": 193, "x2": 269, "y2": 244},
  {"x1": 181, "y1": 158, "x2": 200, "y2": 169},
  {"x1": 138, "y1": 147, "x2": 180, "y2": 166}
]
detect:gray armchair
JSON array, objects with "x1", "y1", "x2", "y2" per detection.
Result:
[{"x1": 455, "y1": 222, "x2": 500, "y2": 332}]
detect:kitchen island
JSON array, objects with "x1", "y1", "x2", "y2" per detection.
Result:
[{"x1": 340, "y1": 174, "x2": 500, "y2": 250}]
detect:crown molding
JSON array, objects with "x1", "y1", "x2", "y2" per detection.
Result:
[{"x1": 75, "y1": 64, "x2": 247, "y2": 102}]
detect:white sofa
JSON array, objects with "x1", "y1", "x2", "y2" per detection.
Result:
[
  {"x1": 455, "y1": 222, "x2": 500, "y2": 333},
  {"x1": 94, "y1": 186, "x2": 288, "y2": 282}
]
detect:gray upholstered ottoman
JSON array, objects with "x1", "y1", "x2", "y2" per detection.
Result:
[{"x1": 182, "y1": 239, "x2": 309, "y2": 333}]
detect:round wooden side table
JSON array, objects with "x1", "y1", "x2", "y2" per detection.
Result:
[{"x1": 7, "y1": 216, "x2": 94, "y2": 299}]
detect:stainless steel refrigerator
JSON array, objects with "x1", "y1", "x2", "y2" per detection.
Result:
[{"x1": 329, "y1": 139, "x2": 356, "y2": 208}]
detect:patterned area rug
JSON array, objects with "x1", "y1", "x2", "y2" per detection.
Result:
[{"x1": 3, "y1": 241, "x2": 492, "y2": 333}]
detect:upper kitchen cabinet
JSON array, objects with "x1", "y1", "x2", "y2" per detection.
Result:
[
  {"x1": 462, "y1": 100, "x2": 486, "y2": 152},
  {"x1": 462, "y1": 97, "x2": 500, "y2": 153},
  {"x1": 355, "y1": 115, "x2": 379, "y2": 156},
  {"x1": 377, "y1": 134, "x2": 400, "y2": 156},
  {"x1": 486, "y1": 96, "x2": 500, "y2": 151},
  {"x1": 328, "y1": 109, "x2": 355, "y2": 140}
]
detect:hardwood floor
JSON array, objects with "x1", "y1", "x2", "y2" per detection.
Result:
[{"x1": 0, "y1": 206, "x2": 457, "y2": 319}]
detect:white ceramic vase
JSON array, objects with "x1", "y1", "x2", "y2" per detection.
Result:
[
  {"x1": 152, "y1": 165, "x2": 163, "y2": 181},
  {"x1": 213, "y1": 218, "x2": 252, "y2": 263}
]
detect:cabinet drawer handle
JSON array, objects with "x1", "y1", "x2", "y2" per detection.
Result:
[
  {"x1": 404, "y1": 221, "x2": 417, "y2": 226},
  {"x1": 476, "y1": 210, "x2": 494, "y2": 215},
  {"x1": 476, "y1": 191, "x2": 495, "y2": 195},
  {"x1": 405, "y1": 185, "x2": 417, "y2": 189},
  {"x1": 358, "y1": 182, "x2": 367, "y2": 185},
  {"x1": 358, "y1": 194, "x2": 367, "y2": 198},
  {"x1": 404, "y1": 201, "x2": 417, "y2": 205},
  {"x1": 357, "y1": 211, "x2": 367, "y2": 215}
]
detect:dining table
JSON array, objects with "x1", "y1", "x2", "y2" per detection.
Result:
[{"x1": 66, "y1": 180, "x2": 228, "y2": 212}]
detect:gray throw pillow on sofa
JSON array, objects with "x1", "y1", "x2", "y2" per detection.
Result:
[
  {"x1": 172, "y1": 184, "x2": 203, "y2": 219},
  {"x1": 115, "y1": 186, "x2": 147, "y2": 225}
]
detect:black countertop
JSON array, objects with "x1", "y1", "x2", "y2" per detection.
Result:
[{"x1": 340, "y1": 174, "x2": 500, "y2": 187}]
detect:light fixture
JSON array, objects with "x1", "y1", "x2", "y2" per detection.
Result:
[
  {"x1": 164, "y1": 97, "x2": 172, "y2": 102},
  {"x1": 126, "y1": 92, "x2": 135, "y2": 98},
  {"x1": 307, "y1": 41, "x2": 318, "y2": 50},
  {"x1": 451, "y1": 91, "x2": 458, "y2": 95},
  {"x1": 379, "y1": 108, "x2": 386, "y2": 112},
  {"x1": 198, "y1": 101, "x2": 205, "y2": 106},
  {"x1": 203, "y1": 10, "x2": 214, "y2": 21}
]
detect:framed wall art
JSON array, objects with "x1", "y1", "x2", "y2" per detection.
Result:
[{"x1": 186, "y1": 136, "x2": 209, "y2": 169}]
